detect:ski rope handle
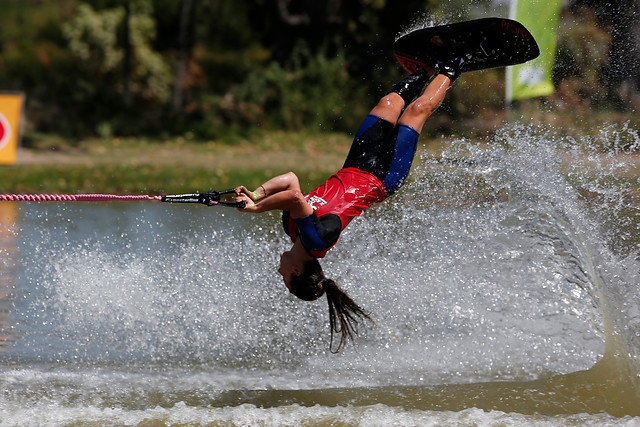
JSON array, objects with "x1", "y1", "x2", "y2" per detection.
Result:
[
  {"x1": 0, "y1": 189, "x2": 246, "y2": 208},
  {"x1": 160, "y1": 189, "x2": 246, "y2": 208}
]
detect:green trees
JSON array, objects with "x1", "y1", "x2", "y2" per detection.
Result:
[
  {"x1": 61, "y1": 1, "x2": 171, "y2": 135},
  {"x1": 0, "y1": 0, "x2": 637, "y2": 140}
]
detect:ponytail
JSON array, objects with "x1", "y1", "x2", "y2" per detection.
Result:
[
  {"x1": 289, "y1": 259, "x2": 372, "y2": 353},
  {"x1": 322, "y1": 278, "x2": 372, "y2": 353}
]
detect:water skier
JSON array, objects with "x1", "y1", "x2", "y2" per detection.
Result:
[{"x1": 235, "y1": 58, "x2": 463, "y2": 352}]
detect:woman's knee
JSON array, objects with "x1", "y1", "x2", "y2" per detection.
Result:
[
  {"x1": 402, "y1": 98, "x2": 440, "y2": 120},
  {"x1": 369, "y1": 93, "x2": 404, "y2": 122},
  {"x1": 398, "y1": 97, "x2": 442, "y2": 131}
]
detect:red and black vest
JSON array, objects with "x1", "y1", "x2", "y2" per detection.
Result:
[{"x1": 282, "y1": 167, "x2": 387, "y2": 258}]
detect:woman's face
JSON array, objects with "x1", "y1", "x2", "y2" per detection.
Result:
[{"x1": 278, "y1": 251, "x2": 299, "y2": 289}]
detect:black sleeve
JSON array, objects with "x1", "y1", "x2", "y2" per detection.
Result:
[{"x1": 314, "y1": 213, "x2": 342, "y2": 246}]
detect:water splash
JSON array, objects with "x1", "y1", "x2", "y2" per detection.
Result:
[{"x1": 3, "y1": 123, "x2": 640, "y2": 420}]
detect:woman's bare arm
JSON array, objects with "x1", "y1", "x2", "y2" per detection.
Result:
[
  {"x1": 235, "y1": 172, "x2": 313, "y2": 218},
  {"x1": 236, "y1": 171, "x2": 301, "y2": 201}
]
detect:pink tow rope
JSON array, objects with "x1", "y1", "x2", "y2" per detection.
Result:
[
  {"x1": 0, "y1": 194, "x2": 161, "y2": 202},
  {"x1": 0, "y1": 189, "x2": 246, "y2": 208}
]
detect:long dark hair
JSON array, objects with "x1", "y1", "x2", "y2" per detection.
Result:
[{"x1": 289, "y1": 258, "x2": 372, "y2": 353}]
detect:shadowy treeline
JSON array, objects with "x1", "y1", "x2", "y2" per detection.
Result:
[{"x1": 0, "y1": 0, "x2": 638, "y2": 142}]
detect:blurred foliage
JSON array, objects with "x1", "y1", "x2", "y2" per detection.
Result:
[
  {"x1": 552, "y1": 8, "x2": 612, "y2": 109},
  {"x1": 195, "y1": 48, "x2": 368, "y2": 139},
  {"x1": 62, "y1": 2, "x2": 172, "y2": 103},
  {"x1": 63, "y1": 4, "x2": 125, "y2": 73},
  {"x1": 0, "y1": 0, "x2": 635, "y2": 142}
]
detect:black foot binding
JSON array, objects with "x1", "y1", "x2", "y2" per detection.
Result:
[
  {"x1": 388, "y1": 68, "x2": 431, "y2": 105},
  {"x1": 435, "y1": 57, "x2": 465, "y2": 83}
]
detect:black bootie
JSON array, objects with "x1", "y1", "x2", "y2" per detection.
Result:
[
  {"x1": 434, "y1": 57, "x2": 465, "y2": 83},
  {"x1": 387, "y1": 68, "x2": 431, "y2": 104}
]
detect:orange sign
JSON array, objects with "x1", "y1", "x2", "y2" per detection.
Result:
[
  {"x1": 0, "y1": 201, "x2": 17, "y2": 350},
  {"x1": 0, "y1": 93, "x2": 24, "y2": 165}
]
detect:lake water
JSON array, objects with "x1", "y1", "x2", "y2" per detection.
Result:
[{"x1": 1, "y1": 124, "x2": 640, "y2": 426}]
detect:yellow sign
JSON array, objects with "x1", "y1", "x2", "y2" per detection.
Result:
[
  {"x1": 506, "y1": 0, "x2": 562, "y2": 102},
  {"x1": 0, "y1": 93, "x2": 25, "y2": 165}
]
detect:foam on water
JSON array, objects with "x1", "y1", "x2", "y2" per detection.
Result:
[{"x1": 2, "y1": 402, "x2": 638, "y2": 427}]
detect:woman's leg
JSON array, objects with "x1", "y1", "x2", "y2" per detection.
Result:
[
  {"x1": 379, "y1": 73, "x2": 455, "y2": 194},
  {"x1": 398, "y1": 74, "x2": 451, "y2": 133},
  {"x1": 343, "y1": 70, "x2": 432, "y2": 173},
  {"x1": 398, "y1": 58, "x2": 464, "y2": 132},
  {"x1": 347, "y1": 61, "x2": 461, "y2": 194},
  {"x1": 368, "y1": 67, "x2": 432, "y2": 124},
  {"x1": 367, "y1": 92, "x2": 405, "y2": 124}
]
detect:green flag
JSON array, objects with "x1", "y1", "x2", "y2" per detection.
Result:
[{"x1": 506, "y1": 0, "x2": 563, "y2": 102}]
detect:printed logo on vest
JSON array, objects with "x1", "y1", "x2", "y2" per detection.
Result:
[{"x1": 307, "y1": 195, "x2": 327, "y2": 209}]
